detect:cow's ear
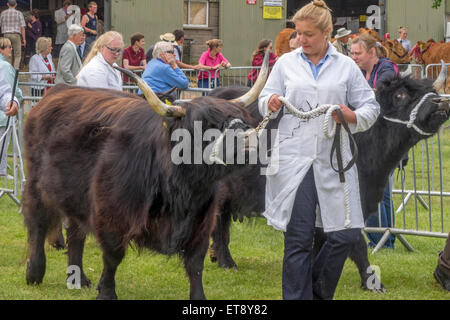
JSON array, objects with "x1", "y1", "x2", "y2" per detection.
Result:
[{"x1": 386, "y1": 41, "x2": 393, "y2": 48}]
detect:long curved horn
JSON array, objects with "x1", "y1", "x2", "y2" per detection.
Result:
[
  {"x1": 231, "y1": 49, "x2": 270, "y2": 108},
  {"x1": 114, "y1": 66, "x2": 186, "y2": 117},
  {"x1": 433, "y1": 60, "x2": 447, "y2": 94}
]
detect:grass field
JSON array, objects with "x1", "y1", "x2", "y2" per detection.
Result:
[{"x1": 0, "y1": 125, "x2": 448, "y2": 300}]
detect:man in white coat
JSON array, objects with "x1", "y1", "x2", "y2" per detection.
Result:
[{"x1": 259, "y1": 1, "x2": 379, "y2": 300}]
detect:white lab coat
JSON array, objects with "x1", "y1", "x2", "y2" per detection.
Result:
[
  {"x1": 258, "y1": 44, "x2": 380, "y2": 233},
  {"x1": 77, "y1": 53, "x2": 123, "y2": 91}
]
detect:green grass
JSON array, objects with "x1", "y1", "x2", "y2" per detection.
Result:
[
  {"x1": 0, "y1": 201, "x2": 448, "y2": 300},
  {"x1": 0, "y1": 124, "x2": 448, "y2": 300}
]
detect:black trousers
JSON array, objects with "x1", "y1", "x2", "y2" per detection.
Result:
[{"x1": 282, "y1": 167, "x2": 361, "y2": 300}]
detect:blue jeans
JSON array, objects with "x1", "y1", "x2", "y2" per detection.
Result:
[
  {"x1": 283, "y1": 167, "x2": 362, "y2": 300},
  {"x1": 366, "y1": 178, "x2": 396, "y2": 248}
]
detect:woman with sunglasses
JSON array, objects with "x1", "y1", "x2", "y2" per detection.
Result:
[
  {"x1": 137, "y1": 41, "x2": 188, "y2": 102},
  {"x1": 77, "y1": 31, "x2": 123, "y2": 91}
]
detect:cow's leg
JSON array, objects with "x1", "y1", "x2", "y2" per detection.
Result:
[
  {"x1": 66, "y1": 219, "x2": 91, "y2": 287},
  {"x1": 348, "y1": 235, "x2": 386, "y2": 293},
  {"x1": 25, "y1": 212, "x2": 48, "y2": 285},
  {"x1": 184, "y1": 238, "x2": 209, "y2": 300},
  {"x1": 210, "y1": 208, "x2": 237, "y2": 269},
  {"x1": 47, "y1": 224, "x2": 65, "y2": 250},
  {"x1": 96, "y1": 230, "x2": 126, "y2": 300}
]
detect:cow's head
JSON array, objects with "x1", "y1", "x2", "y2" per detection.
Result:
[
  {"x1": 377, "y1": 63, "x2": 449, "y2": 138},
  {"x1": 385, "y1": 40, "x2": 411, "y2": 64},
  {"x1": 115, "y1": 51, "x2": 270, "y2": 167}
]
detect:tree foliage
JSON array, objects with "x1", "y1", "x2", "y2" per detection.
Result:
[{"x1": 432, "y1": 0, "x2": 442, "y2": 9}]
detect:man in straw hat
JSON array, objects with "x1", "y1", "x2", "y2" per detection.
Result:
[
  {"x1": 145, "y1": 32, "x2": 175, "y2": 62},
  {"x1": 332, "y1": 27, "x2": 352, "y2": 56}
]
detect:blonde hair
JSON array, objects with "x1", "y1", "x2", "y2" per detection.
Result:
[
  {"x1": 0, "y1": 37, "x2": 11, "y2": 50},
  {"x1": 35, "y1": 37, "x2": 51, "y2": 54},
  {"x1": 82, "y1": 31, "x2": 123, "y2": 67},
  {"x1": 206, "y1": 39, "x2": 223, "y2": 50},
  {"x1": 293, "y1": 0, "x2": 333, "y2": 39},
  {"x1": 398, "y1": 26, "x2": 407, "y2": 35}
]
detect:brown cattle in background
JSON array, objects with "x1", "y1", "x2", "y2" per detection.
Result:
[
  {"x1": 274, "y1": 28, "x2": 295, "y2": 57},
  {"x1": 384, "y1": 39, "x2": 411, "y2": 64}
]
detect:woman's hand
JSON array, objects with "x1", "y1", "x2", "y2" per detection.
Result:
[
  {"x1": 268, "y1": 94, "x2": 283, "y2": 112},
  {"x1": 332, "y1": 104, "x2": 357, "y2": 124},
  {"x1": 5, "y1": 101, "x2": 18, "y2": 117}
]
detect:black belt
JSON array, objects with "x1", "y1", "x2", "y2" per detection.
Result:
[{"x1": 330, "y1": 109, "x2": 359, "y2": 183}]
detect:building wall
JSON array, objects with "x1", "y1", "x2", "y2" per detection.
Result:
[
  {"x1": 386, "y1": 0, "x2": 445, "y2": 44},
  {"x1": 220, "y1": 0, "x2": 286, "y2": 66},
  {"x1": 111, "y1": 0, "x2": 183, "y2": 47}
]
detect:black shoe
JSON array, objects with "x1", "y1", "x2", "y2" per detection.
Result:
[{"x1": 433, "y1": 266, "x2": 450, "y2": 291}]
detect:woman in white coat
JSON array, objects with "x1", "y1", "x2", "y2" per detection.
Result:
[
  {"x1": 77, "y1": 31, "x2": 123, "y2": 91},
  {"x1": 29, "y1": 37, "x2": 55, "y2": 98},
  {"x1": 259, "y1": 0, "x2": 380, "y2": 300}
]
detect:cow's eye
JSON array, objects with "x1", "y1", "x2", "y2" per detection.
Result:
[{"x1": 395, "y1": 92, "x2": 408, "y2": 100}]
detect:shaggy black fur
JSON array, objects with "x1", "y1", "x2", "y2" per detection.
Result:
[{"x1": 23, "y1": 84, "x2": 257, "y2": 300}]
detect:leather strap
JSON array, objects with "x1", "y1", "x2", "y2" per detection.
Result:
[{"x1": 330, "y1": 109, "x2": 359, "y2": 183}]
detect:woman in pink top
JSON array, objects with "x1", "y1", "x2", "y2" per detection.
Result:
[{"x1": 197, "y1": 39, "x2": 231, "y2": 92}]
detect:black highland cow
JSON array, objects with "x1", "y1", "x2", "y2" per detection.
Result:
[{"x1": 23, "y1": 57, "x2": 270, "y2": 300}]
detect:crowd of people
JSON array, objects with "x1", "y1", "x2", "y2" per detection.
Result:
[{"x1": 0, "y1": 0, "x2": 448, "y2": 297}]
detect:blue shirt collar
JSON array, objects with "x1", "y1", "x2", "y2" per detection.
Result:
[{"x1": 299, "y1": 44, "x2": 333, "y2": 80}]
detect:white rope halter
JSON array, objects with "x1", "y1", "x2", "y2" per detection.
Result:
[
  {"x1": 382, "y1": 92, "x2": 435, "y2": 136},
  {"x1": 275, "y1": 97, "x2": 352, "y2": 228}
]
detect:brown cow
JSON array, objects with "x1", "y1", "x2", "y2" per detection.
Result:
[
  {"x1": 274, "y1": 28, "x2": 295, "y2": 57},
  {"x1": 384, "y1": 39, "x2": 411, "y2": 64},
  {"x1": 411, "y1": 39, "x2": 450, "y2": 65}
]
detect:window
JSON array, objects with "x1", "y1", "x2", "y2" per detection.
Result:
[{"x1": 184, "y1": 0, "x2": 209, "y2": 28}]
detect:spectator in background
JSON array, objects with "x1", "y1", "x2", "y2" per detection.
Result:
[
  {"x1": 146, "y1": 32, "x2": 175, "y2": 63},
  {"x1": 197, "y1": 39, "x2": 231, "y2": 92},
  {"x1": 397, "y1": 26, "x2": 412, "y2": 53},
  {"x1": 29, "y1": 37, "x2": 55, "y2": 98},
  {"x1": 289, "y1": 31, "x2": 301, "y2": 51},
  {"x1": 350, "y1": 33, "x2": 399, "y2": 249},
  {"x1": 138, "y1": 41, "x2": 188, "y2": 101},
  {"x1": 81, "y1": 1, "x2": 98, "y2": 50},
  {"x1": 78, "y1": 31, "x2": 88, "y2": 62},
  {"x1": 121, "y1": 32, "x2": 146, "y2": 83},
  {"x1": 77, "y1": 31, "x2": 123, "y2": 91},
  {"x1": 172, "y1": 29, "x2": 200, "y2": 70},
  {"x1": 333, "y1": 27, "x2": 352, "y2": 56},
  {"x1": 54, "y1": 0, "x2": 74, "y2": 58},
  {"x1": 55, "y1": 24, "x2": 84, "y2": 85},
  {"x1": 0, "y1": 37, "x2": 21, "y2": 177},
  {"x1": 0, "y1": 0, "x2": 26, "y2": 69},
  {"x1": 24, "y1": 9, "x2": 42, "y2": 65},
  {"x1": 247, "y1": 39, "x2": 277, "y2": 87}
]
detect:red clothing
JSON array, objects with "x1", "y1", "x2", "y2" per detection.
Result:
[
  {"x1": 247, "y1": 52, "x2": 277, "y2": 83},
  {"x1": 197, "y1": 49, "x2": 229, "y2": 80},
  {"x1": 121, "y1": 46, "x2": 145, "y2": 83}
]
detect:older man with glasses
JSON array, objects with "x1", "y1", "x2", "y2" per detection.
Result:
[
  {"x1": 77, "y1": 31, "x2": 123, "y2": 91},
  {"x1": 138, "y1": 41, "x2": 188, "y2": 101}
]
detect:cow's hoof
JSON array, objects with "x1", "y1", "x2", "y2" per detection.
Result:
[
  {"x1": 50, "y1": 240, "x2": 66, "y2": 250},
  {"x1": 219, "y1": 260, "x2": 238, "y2": 271},
  {"x1": 81, "y1": 275, "x2": 92, "y2": 288},
  {"x1": 26, "y1": 260, "x2": 45, "y2": 285},
  {"x1": 96, "y1": 289, "x2": 118, "y2": 300}
]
